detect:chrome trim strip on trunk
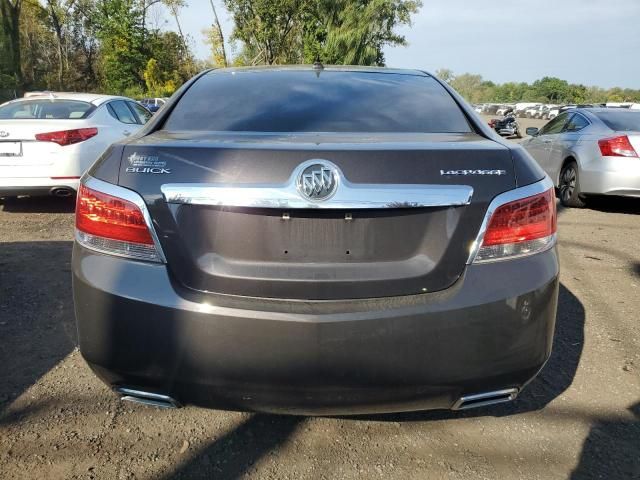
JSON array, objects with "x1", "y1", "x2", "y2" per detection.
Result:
[{"x1": 161, "y1": 160, "x2": 473, "y2": 209}]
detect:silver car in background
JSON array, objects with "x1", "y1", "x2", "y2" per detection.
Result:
[{"x1": 523, "y1": 108, "x2": 640, "y2": 207}]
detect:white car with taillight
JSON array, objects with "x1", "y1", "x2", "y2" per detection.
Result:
[
  {"x1": 522, "y1": 108, "x2": 640, "y2": 207},
  {"x1": 0, "y1": 93, "x2": 151, "y2": 198}
]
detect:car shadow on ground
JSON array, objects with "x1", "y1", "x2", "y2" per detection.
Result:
[
  {"x1": 169, "y1": 414, "x2": 305, "y2": 480},
  {"x1": 585, "y1": 196, "x2": 640, "y2": 215},
  {"x1": 570, "y1": 401, "x2": 640, "y2": 480},
  {"x1": 0, "y1": 241, "x2": 76, "y2": 421},
  {"x1": 0, "y1": 195, "x2": 76, "y2": 214}
]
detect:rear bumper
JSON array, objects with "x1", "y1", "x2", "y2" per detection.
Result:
[
  {"x1": 580, "y1": 157, "x2": 640, "y2": 197},
  {"x1": 0, "y1": 177, "x2": 79, "y2": 197},
  {"x1": 73, "y1": 245, "x2": 559, "y2": 415}
]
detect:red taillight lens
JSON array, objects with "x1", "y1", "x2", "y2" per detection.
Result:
[
  {"x1": 474, "y1": 188, "x2": 557, "y2": 262},
  {"x1": 598, "y1": 135, "x2": 638, "y2": 158},
  {"x1": 76, "y1": 184, "x2": 153, "y2": 245},
  {"x1": 36, "y1": 127, "x2": 98, "y2": 146}
]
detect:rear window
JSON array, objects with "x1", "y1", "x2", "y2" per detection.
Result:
[
  {"x1": 163, "y1": 70, "x2": 472, "y2": 133},
  {"x1": 594, "y1": 110, "x2": 640, "y2": 132},
  {"x1": 0, "y1": 100, "x2": 94, "y2": 119}
]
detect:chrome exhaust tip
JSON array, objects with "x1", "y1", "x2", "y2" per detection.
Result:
[
  {"x1": 452, "y1": 388, "x2": 518, "y2": 411},
  {"x1": 115, "y1": 387, "x2": 180, "y2": 409},
  {"x1": 51, "y1": 187, "x2": 74, "y2": 198}
]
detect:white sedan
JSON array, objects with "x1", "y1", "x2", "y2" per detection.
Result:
[{"x1": 0, "y1": 92, "x2": 151, "y2": 198}]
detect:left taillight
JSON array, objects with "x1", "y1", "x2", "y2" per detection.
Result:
[
  {"x1": 75, "y1": 181, "x2": 163, "y2": 262},
  {"x1": 473, "y1": 187, "x2": 557, "y2": 263},
  {"x1": 598, "y1": 135, "x2": 638, "y2": 158},
  {"x1": 36, "y1": 127, "x2": 98, "y2": 146}
]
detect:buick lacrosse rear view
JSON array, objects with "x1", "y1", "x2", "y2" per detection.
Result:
[{"x1": 72, "y1": 67, "x2": 559, "y2": 414}]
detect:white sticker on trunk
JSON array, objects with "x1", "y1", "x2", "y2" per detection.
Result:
[{"x1": 126, "y1": 152, "x2": 170, "y2": 174}]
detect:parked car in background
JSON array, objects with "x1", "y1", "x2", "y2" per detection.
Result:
[
  {"x1": 484, "y1": 104, "x2": 501, "y2": 115},
  {"x1": 539, "y1": 105, "x2": 558, "y2": 120},
  {"x1": 515, "y1": 103, "x2": 540, "y2": 118},
  {"x1": 496, "y1": 104, "x2": 514, "y2": 116},
  {"x1": 524, "y1": 105, "x2": 544, "y2": 118},
  {"x1": 0, "y1": 92, "x2": 151, "y2": 198},
  {"x1": 140, "y1": 97, "x2": 167, "y2": 113},
  {"x1": 522, "y1": 108, "x2": 640, "y2": 207},
  {"x1": 73, "y1": 66, "x2": 559, "y2": 415},
  {"x1": 547, "y1": 107, "x2": 560, "y2": 120}
]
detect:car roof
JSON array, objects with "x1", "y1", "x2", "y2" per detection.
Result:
[
  {"x1": 18, "y1": 92, "x2": 129, "y2": 106},
  {"x1": 578, "y1": 107, "x2": 639, "y2": 113},
  {"x1": 208, "y1": 65, "x2": 429, "y2": 77}
]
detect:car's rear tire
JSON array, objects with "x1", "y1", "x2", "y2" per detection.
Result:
[{"x1": 559, "y1": 161, "x2": 586, "y2": 208}]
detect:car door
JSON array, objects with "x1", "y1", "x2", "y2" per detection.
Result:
[
  {"x1": 548, "y1": 112, "x2": 590, "y2": 183},
  {"x1": 106, "y1": 100, "x2": 140, "y2": 138},
  {"x1": 524, "y1": 112, "x2": 571, "y2": 175},
  {"x1": 127, "y1": 101, "x2": 152, "y2": 126}
]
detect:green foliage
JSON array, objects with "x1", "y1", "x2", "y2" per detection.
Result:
[
  {"x1": 223, "y1": 0, "x2": 306, "y2": 65},
  {"x1": 304, "y1": 0, "x2": 421, "y2": 66},
  {"x1": 203, "y1": 24, "x2": 227, "y2": 67},
  {"x1": 440, "y1": 69, "x2": 640, "y2": 104},
  {"x1": 6, "y1": 0, "x2": 198, "y2": 97},
  {"x1": 223, "y1": 0, "x2": 421, "y2": 66},
  {"x1": 143, "y1": 58, "x2": 179, "y2": 96},
  {"x1": 94, "y1": 0, "x2": 147, "y2": 93}
]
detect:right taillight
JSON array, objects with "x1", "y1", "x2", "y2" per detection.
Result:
[
  {"x1": 75, "y1": 182, "x2": 163, "y2": 262},
  {"x1": 598, "y1": 135, "x2": 638, "y2": 158},
  {"x1": 473, "y1": 188, "x2": 557, "y2": 263}
]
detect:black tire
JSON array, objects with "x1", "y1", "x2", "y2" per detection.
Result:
[{"x1": 559, "y1": 161, "x2": 587, "y2": 208}]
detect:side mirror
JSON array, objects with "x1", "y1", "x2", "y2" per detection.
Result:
[{"x1": 526, "y1": 127, "x2": 539, "y2": 136}]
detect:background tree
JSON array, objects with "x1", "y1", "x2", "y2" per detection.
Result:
[
  {"x1": 207, "y1": 0, "x2": 227, "y2": 66},
  {"x1": 223, "y1": 0, "x2": 306, "y2": 65},
  {"x1": 94, "y1": 0, "x2": 147, "y2": 94},
  {"x1": 435, "y1": 68, "x2": 454, "y2": 83},
  {"x1": 223, "y1": 0, "x2": 421, "y2": 66},
  {"x1": 0, "y1": 0, "x2": 23, "y2": 88},
  {"x1": 303, "y1": 0, "x2": 421, "y2": 66},
  {"x1": 531, "y1": 76, "x2": 571, "y2": 103}
]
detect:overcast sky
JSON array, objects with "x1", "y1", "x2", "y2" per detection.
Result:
[{"x1": 170, "y1": 0, "x2": 640, "y2": 89}]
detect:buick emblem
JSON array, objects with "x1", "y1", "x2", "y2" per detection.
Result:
[
  {"x1": 0, "y1": 131, "x2": 8, "y2": 138},
  {"x1": 297, "y1": 162, "x2": 338, "y2": 201}
]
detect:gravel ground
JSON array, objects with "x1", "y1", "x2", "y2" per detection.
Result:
[{"x1": 1, "y1": 131, "x2": 639, "y2": 479}]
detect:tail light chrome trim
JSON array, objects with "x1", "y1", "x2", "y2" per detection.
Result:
[
  {"x1": 161, "y1": 159, "x2": 474, "y2": 209},
  {"x1": 467, "y1": 176, "x2": 556, "y2": 264},
  {"x1": 76, "y1": 175, "x2": 166, "y2": 263}
]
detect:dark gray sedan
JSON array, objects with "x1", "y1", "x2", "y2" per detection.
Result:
[{"x1": 72, "y1": 66, "x2": 559, "y2": 415}]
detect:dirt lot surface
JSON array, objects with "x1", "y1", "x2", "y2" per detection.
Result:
[{"x1": 1, "y1": 132, "x2": 639, "y2": 479}]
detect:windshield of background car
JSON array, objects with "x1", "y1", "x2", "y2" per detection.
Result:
[
  {"x1": 163, "y1": 70, "x2": 473, "y2": 133},
  {"x1": 0, "y1": 100, "x2": 95, "y2": 119},
  {"x1": 594, "y1": 110, "x2": 640, "y2": 132}
]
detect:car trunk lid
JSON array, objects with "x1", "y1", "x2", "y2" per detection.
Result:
[
  {"x1": 118, "y1": 131, "x2": 516, "y2": 300},
  {"x1": 0, "y1": 120, "x2": 84, "y2": 167}
]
